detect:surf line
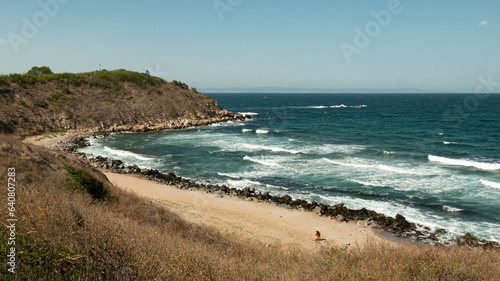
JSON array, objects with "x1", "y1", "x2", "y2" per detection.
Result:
[{"x1": 428, "y1": 155, "x2": 500, "y2": 171}]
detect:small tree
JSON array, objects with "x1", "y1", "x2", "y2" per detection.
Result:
[{"x1": 27, "y1": 66, "x2": 53, "y2": 76}]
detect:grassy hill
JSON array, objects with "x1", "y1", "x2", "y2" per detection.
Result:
[{"x1": 0, "y1": 68, "x2": 233, "y2": 136}]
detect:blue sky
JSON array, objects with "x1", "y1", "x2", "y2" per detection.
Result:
[{"x1": 1, "y1": 0, "x2": 499, "y2": 92}]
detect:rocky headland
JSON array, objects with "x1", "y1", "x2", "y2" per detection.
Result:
[{"x1": 0, "y1": 69, "x2": 248, "y2": 136}]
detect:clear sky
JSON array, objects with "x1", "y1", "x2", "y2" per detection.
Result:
[{"x1": 1, "y1": 0, "x2": 499, "y2": 92}]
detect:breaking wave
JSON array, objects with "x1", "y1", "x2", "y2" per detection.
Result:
[
  {"x1": 243, "y1": 156, "x2": 281, "y2": 167},
  {"x1": 103, "y1": 147, "x2": 154, "y2": 161},
  {"x1": 481, "y1": 180, "x2": 500, "y2": 190},
  {"x1": 428, "y1": 155, "x2": 500, "y2": 171}
]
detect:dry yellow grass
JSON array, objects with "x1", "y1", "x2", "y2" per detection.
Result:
[{"x1": 1, "y1": 134, "x2": 499, "y2": 280}]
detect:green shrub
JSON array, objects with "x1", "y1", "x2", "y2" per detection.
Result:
[
  {"x1": 48, "y1": 92, "x2": 65, "y2": 102},
  {"x1": 8, "y1": 73, "x2": 37, "y2": 87},
  {"x1": 171, "y1": 80, "x2": 189, "y2": 90},
  {"x1": 34, "y1": 100, "x2": 49, "y2": 108},
  {"x1": 64, "y1": 165, "x2": 110, "y2": 201},
  {"x1": 17, "y1": 100, "x2": 29, "y2": 108},
  {"x1": 0, "y1": 76, "x2": 9, "y2": 87}
]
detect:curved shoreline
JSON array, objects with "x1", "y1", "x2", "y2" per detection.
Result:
[
  {"x1": 28, "y1": 127, "x2": 500, "y2": 250},
  {"x1": 101, "y1": 169, "x2": 387, "y2": 249}
]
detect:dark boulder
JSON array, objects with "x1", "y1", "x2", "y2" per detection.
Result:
[
  {"x1": 395, "y1": 214, "x2": 406, "y2": 222},
  {"x1": 278, "y1": 195, "x2": 293, "y2": 205},
  {"x1": 128, "y1": 165, "x2": 141, "y2": 174},
  {"x1": 435, "y1": 228, "x2": 447, "y2": 235}
]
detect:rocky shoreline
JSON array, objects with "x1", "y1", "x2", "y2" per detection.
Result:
[
  {"x1": 54, "y1": 126, "x2": 500, "y2": 251},
  {"x1": 71, "y1": 112, "x2": 249, "y2": 136},
  {"x1": 46, "y1": 113, "x2": 248, "y2": 151}
]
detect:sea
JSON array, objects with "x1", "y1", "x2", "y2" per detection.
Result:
[{"x1": 79, "y1": 93, "x2": 500, "y2": 243}]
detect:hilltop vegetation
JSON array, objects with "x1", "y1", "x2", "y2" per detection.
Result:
[
  {"x1": 0, "y1": 67, "x2": 230, "y2": 136},
  {"x1": 0, "y1": 67, "x2": 166, "y2": 90}
]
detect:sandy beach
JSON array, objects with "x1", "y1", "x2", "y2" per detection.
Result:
[
  {"x1": 101, "y1": 170, "x2": 389, "y2": 250},
  {"x1": 23, "y1": 133, "x2": 76, "y2": 148}
]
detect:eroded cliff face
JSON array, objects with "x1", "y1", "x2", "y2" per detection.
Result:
[{"x1": 0, "y1": 75, "x2": 240, "y2": 136}]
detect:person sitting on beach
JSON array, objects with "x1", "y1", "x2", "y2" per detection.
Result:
[{"x1": 315, "y1": 231, "x2": 321, "y2": 241}]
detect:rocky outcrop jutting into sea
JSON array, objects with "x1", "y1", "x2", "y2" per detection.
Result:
[{"x1": 0, "y1": 69, "x2": 247, "y2": 136}]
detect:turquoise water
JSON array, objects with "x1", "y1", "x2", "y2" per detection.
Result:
[{"x1": 80, "y1": 94, "x2": 500, "y2": 242}]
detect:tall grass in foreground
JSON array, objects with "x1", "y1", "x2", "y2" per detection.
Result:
[{"x1": 1, "y1": 135, "x2": 499, "y2": 280}]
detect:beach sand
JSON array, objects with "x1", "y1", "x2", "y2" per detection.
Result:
[
  {"x1": 23, "y1": 133, "x2": 75, "y2": 149},
  {"x1": 102, "y1": 170, "x2": 390, "y2": 250}
]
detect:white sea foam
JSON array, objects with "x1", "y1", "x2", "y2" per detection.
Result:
[
  {"x1": 351, "y1": 180, "x2": 385, "y2": 188},
  {"x1": 242, "y1": 144, "x2": 300, "y2": 154},
  {"x1": 443, "y1": 205, "x2": 464, "y2": 212},
  {"x1": 265, "y1": 184, "x2": 291, "y2": 191},
  {"x1": 443, "y1": 141, "x2": 458, "y2": 145},
  {"x1": 239, "y1": 112, "x2": 259, "y2": 116},
  {"x1": 377, "y1": 164, "x2": 428, "y2": 175},
  {"x1": 86, "y1": 136, "x2": 102, "y2": 146},
  {"x1": 305, "y1": 104, "x2": 367, "y2": 109},
  {"x1": 217, "y1": 172, "x2": 241, "y2": 179},
  {"x1": 322, "y1": 158, "x2": 370, "y2": 169},
  {"x1": 243, "y1": 156, "x2": 281, "y2": 167},
  {"x1": 428, "y1": 155, "x2": 500, "y2": 171},
  {"x1": 103, "y1": 147, "x2": 153, "y2": 161},
  {"x1": 331, "y1": 104, "x2": 348, "y2": 108},
  {"x1": 480, "y1": 179, "x2": 500, "y2": 189},
  {"x1": 306, "y1": 144, "x2": 365, "y2": 154},
  {"x1": 323, "y1": 157, "x2": 434, "y2": 177},
  {"x1": 242, "y1": 129, "x2": 253, "y2": 132},
  {"x1": 210, "y1": 121, "x2": 244, "y2": 127},
  {"x1": 227, "y1": 179, "x2": 262, "y2": 188},
  {"x1": 256, "y1": 129, "x2": 269, "y2": 134}
]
